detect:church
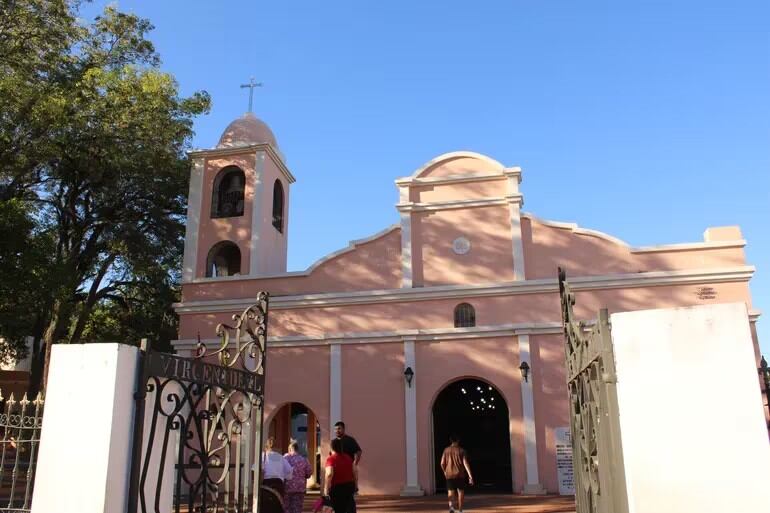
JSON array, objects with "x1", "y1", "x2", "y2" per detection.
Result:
[{"x1": 172, "y1": 112, "x2": 760, "y2": 496}]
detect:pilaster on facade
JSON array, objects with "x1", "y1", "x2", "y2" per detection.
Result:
[
  {"x1": 249, "y1": 151, "x2": 266, "y2": 277},
  {"x1": 398, "y1": 185, "x2": 413, "y2": 288},
  {"x1": 509, "y1": 202, "x2": 526, "y2": 281},
  {"x1": 182, "y1": 158, "x2": 205, "y2": 283},
  {"x1": 503, "y1": 166, "x2": 522, "y2": 191},
  {"x1": 518, "y1": 334, "x2": 547, "y2": 495},
  {"x1": 329, "y1": 344, "x2": 342, "y2": 436},
  {"x1": 400, "y1": 337, "x2": 424, "y2": 496},
  {"x1": 505, "y1": 167, "x2": 526, "y2": 281}
]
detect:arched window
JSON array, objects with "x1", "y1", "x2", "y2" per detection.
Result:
[
  {"x1": 454, "y1": 303, "x2": 476, "y2": 328},
  {"x1": 272, "y1": 179, "x2": 284, "y2": 233},
  {"x1": 211, "y1": 166, "x2": 245, "y2": 218},
  {"x1": 206, "y1": 242, "x2": 241, "y2": 277}
]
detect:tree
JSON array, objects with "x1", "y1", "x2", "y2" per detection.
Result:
[
  {"x1": 0, "y1": 1, "x2": 210, "y2": 392},
  {"x1": 0, "y1": 199, "x2": 55, "y2": 364}
]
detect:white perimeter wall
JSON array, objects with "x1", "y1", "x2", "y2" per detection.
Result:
[
  {"x1": 32, "y1": 344, "x2": 139, "y2": 513},
  {"x1": 611, "y1": 302, "x2": 770, "y2": 513}
]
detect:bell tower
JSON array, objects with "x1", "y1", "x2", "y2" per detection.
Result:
[{"x1": 181, "y1": 112, "x2": 295, "y2": 282}]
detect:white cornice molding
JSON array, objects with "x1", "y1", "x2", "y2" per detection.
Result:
[
  {"x1": 522, "y1": 212, "x2": 746, "y2": 253},
  {"x1": 187, "y1": 144, "x2": 296, "y2": 184},
  {"x1": 172, "y1": 321, "x2": 567, "y2": 350},
  {"x1": 174, "y1": 307, "x2": 761, "y2": 350},
  {"x1": 174, "y1": 266, "x2": 756, "y2": 314},
  {"x1": 395, "y1": 172, "x2": 507, "y2": 187},
  {"x1": 503, "y1": 167, "x2": 523, "y2": 184},
  {"x1": 188, "y1": 273, "x2": 255, "y2": 283},
  {"x1": 631, "y1": 240, "x2": 747, "y2": 253},
  {"x1": 396, "y1": 194, "x2": 524, "y2": 212}
]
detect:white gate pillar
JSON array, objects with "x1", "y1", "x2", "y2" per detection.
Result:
[{"x1": 32, "y1": 343, "x2": 140, "y2": 513}]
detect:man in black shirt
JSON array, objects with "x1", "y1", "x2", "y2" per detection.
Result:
[
  {"x1": 334, "y1": 421, "x2": 362, "y2": 512},
  {"x1": 334, "y1": 421, "x2": 362, "y2": 464}
]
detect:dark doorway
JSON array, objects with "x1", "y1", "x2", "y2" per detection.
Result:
[
  {"x1": 268, "y1": 402, "x2": 322, "y2": 490},
  {"x1": 433, "y1": 378, "x2": 512, "y2": 493}
]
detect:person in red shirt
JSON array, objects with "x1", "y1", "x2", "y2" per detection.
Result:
[{"x1": 323, "y1": 438, "x2": 356, "y2": 513}]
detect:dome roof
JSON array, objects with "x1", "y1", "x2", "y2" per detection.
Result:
[{"x1": 217, "y1": 113, "x2": 278, "y2": 149}]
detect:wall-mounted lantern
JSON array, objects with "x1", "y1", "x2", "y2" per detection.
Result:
[
  {"x1": 404, "y1": 366, "x2": 415, "y2": 388},
  {"x1": 519, "y1": 361, "x2": 530, "y2": 383}
]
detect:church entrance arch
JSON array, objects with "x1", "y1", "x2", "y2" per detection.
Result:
[
  {"x1": 432, "y1": 378, "x2": 512, "y2": 493},
  {"x1": 268, "y1": 402, "x2": 322, "y2": 489}
]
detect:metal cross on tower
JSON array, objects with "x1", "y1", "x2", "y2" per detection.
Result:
[{"x1": 240, "y1": 77, "x2": 263, "y2": 113}]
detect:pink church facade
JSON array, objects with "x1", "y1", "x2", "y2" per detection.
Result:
[{"x1": 173, "y1": 113, "x2": 761, "y2": 496}]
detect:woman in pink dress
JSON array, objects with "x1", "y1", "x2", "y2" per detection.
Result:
[{"x1": 283, "y1": 440, "x2": 312, "y2": 513}]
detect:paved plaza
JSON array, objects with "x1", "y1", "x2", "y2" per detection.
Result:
[{"x1": 303, "y1": 494, "x2": 576, "y2": 513}]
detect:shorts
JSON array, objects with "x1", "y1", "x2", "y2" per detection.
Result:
[{"x1": 446, "y1": 477, "x2": 467, "y2": 491}]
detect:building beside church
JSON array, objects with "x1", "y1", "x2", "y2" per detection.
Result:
[{"x1": 172, "y1": 112, "x2": 761, "y2": 496}]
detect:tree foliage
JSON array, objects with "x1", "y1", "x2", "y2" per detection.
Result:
[
  {"x1": 0, "y1": 0, "x2": 210, "y2": 390},
  {"x1": 0, "y1": 199, "x2": 54, "y2": 363}
]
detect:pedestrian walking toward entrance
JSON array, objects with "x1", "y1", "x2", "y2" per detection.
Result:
[
  {"x1": 323, "y1": 437, "x2": 356, "y2": 513},
  {"x1": 260, "y1": 436, "x2": 294, "y2": 513},
  {"x1": 440, "y1": 434, "x2": 474, "y2": 513},
  {"x1": 284, "y1": 440, "x2": 312, "y2": 513},
  {"x1": 333, "y1": 422, "x2": 362, "y2": 471},
  {"x1": 334, "y1": 421, "x2": 362, "y2": 512}
]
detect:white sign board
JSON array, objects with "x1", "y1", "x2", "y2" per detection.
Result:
[{"x1": 555, "y1": 427, "x2": 575, "y2": 495}]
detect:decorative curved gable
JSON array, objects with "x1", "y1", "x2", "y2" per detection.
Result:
[
  {"x1": 522, "y1": 212, "x2": 747, "y2": 279},
  {"x1": 305, "y1": 224, "x2": 400, "y2": 273},
  {"x1": 400, "y1": 151, "x2": 507, "y2": 182},
  {"x1": 298, "y1": 224, "x2": 403, "y2": 291}
]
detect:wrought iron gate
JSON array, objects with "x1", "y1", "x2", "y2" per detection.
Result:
[
  {"x1": 558, "y1": 269, "x2": 628, "y2": 513},
  {"x1": 128, "y1": 292, "x2": 269, "y2": 513}
]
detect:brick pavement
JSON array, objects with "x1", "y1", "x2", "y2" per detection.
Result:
[{"x1": 303, "y1": 494, "x2": 576, "y2": 512}]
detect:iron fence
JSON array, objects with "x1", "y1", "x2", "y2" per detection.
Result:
[{"x1": 0, "y1": 392, "x2": 43, "y2": 513}]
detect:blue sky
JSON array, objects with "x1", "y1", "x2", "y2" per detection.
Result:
[{"x1": 88, "y1": 1, "x2": 769, "y2": 353}]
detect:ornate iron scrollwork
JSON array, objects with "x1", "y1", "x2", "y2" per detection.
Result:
[
  {"x1": 205, "y1": 291, "x2": 269, "y2": 375},
  {"x1": 558, "y1": 269, "x2": 628, "y2": 513},
  {"x1": 129, "y1": 293, "x2": 269, "y2": 513}
]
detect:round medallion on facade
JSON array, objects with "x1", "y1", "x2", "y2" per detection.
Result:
[{"x1": 452, "y1": 236, "x2": 471, "y2": 255}]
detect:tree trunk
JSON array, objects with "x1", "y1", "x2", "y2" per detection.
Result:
[
  {"x1": 39, "y1": 298, "x2": 71, "y2": 392},
  {"x1": 68, "y1": 255, "x2": 115, "y2": 344},
  {"x1": 28, "y1": 334, "x2": 44, "y2": 398},
  {"x1": 28, "y1": 311, "x2": 49, "y2": 397},
  {"x1": 68, "y1": 301, "x2": 94, "y2": 345}
]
